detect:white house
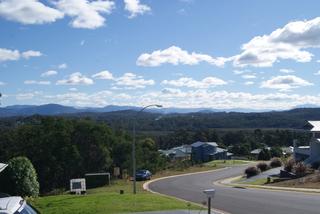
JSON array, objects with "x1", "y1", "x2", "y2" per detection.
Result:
[
  {"x1": 294, "y1": 121, "x2": 320, "y2": 165},
  {"x1": 159, "y1": 145, "x2": 192, "y2": 160}
]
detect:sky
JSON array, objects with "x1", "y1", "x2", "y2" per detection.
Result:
[{"x1": 1, "y1": 0, "x2": 320, "y2": 110}]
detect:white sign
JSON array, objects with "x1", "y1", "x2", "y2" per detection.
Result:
[{"x1": 70, "y1": 178, "x2": 86, "y2": 194}]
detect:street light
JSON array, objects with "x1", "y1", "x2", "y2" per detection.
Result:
[
  {"x1": 132, "y1": 104, "x2": 162, "y2": 194},
  {"x1": 203, "y1": 189, "x2": 215, "y2": 214}
]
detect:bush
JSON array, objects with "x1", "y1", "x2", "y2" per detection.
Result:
[
  {"x1": 0, "y1": 157, "x2": 39, "y2": 197},
  {"x1": 284, "y1": 158, "x2": 295, "y2": 172},
  {"x1": 294, "y1": 162, "x2": 307, "y2": 177},
  {"x1": 245, "y1": 166, "x2": 261, "y2": 178},
  {"x1": 270, "y1": 157, "x2": 282, "y2": 168},
  {"x1": 256, "y1": 162, "x2": 269, "y2": 172}
]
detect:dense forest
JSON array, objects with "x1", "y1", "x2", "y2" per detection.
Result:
[{"x1": 63, "y1": 108, "x2": 320, "y2": 131}]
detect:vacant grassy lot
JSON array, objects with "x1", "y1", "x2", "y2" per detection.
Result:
[
  {"x1": 31, "y1": 160, "x2": 251, "y2": 214},
  {"x1": 31, "y1": 180, "x2": 199, "y2": 214}
]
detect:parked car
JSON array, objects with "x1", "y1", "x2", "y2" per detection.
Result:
[
  {"x1": 0, "y1": 196, "x2": 40, "y2": 214},
  {"x1": 135, "y1": 170, "x2": 152, "y2": 181}
]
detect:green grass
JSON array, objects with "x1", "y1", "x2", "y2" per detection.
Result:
[
  {"x1": 30, "y1": 180, "x2": 199, "y2": 214},
  {"x1": 204, "y1": 159, "x2": 253, "y2": 167},
  {"x1": 243, "y1": 178, "x2": 269, "y2": 185}
]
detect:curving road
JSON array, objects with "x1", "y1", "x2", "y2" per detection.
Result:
[{"x1": 148, "y1": 165, "x2": 320, "y2": 214}]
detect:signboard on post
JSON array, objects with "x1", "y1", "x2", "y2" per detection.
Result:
[{"x1": 70, "y1": 178, "x2": 86, "y2": 195}]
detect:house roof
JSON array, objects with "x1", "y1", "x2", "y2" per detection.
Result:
[
  {"x1": 307, "y1": 121, "x2": 320, "y2": 132},
  {"x1": 191, "y1": 141, "x2": 218, "y2": 147},
  {"x1": 250, "y1": 149, "x2": 262, "y2": 155}
]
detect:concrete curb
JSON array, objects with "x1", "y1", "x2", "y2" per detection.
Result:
[
  {"x1": 143, "y1": 168, "x2": 231, "y2": 214},
  {"x1": 215, "y1": 175, "x2": 320, "y2": 194}
]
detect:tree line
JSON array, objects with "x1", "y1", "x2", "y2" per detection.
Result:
[{"x1": 0, "y1": 116, "x2": 165, "y2": 194}]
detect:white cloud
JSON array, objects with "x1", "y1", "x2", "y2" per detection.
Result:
[
  {"x1": 69, "y1": 87, "x2": 78, "y2": 91},
  {"x1": 56, "y1": 72, "x2": 94, "y2": 85},
  {"x1": 58, "y1": 63, "x2": 67, "y2": 69},
  {"x1": 314, "y1": 70, "x2": 320, "y2": 75},
  {"x1": 233, "y1": 70, "x2": 247, "y2": 75},
  {"x1": 162, "y1": 76, "x2": 227, "y2": 89},
  {"x1": 114, "y1": 72, "x2": 154, "y2": 89},
  {"x1": 55, "y1": 0, "x2": 115, "y2": 29},
  {"x1": 41, "y1": 70, "x2": 58, "y2": 77},
  {"x1": 261, "y1": 75, "x2": 313, "y2": 91},
  {"x1": 92, "y1": 70, "x2": 113, "y2": 80},
  {"x1": 241, "y1": 74, "x2": 256, "y2": 79},
  {"x1": 21, "y1": 50, "x2": 42, "y2": 59},
  {"x1": 280, "y1": 68, "x2": 295, "y2": 73},
  {"x1": 233, "y1": 17, "x2": 320, "y2": 67},
  {"x1": 24, "y1": 80, "x2": 51, "y2": 85},
  {"x1": 0, "y1": 48, "x2": 19, "y2": 62},
  {"x1": 124, "y1": 0, "x2": 151, "y2": 18},
  {"x1": 0, "y1": 0, "x2": 64, "y2": 24},
  {"x1": 0, "y1": 48, "x2": 42, "y2": 62},
  {"x1": 137, "y1": 46, "x2": 228, "y2": 67},
  {"x1": 244, "y1": 81, "x2": 254, "y2": 85},
  {"x1": 0, "y1": 81, "x2": 6, "y2": 86}
]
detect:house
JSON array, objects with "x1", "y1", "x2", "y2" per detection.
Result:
[
  {"x1": 281, "y1": 146, "x2": 294, "y2": 156},
  {"x1": 159, "y1": 145, "x2": 192, "y2": 160},
  {"x1": 191, "y1": 141, "x2": 230, "y2": 163},
  {"x1": 294, "y1": 121, "x2": 320, "y2": 165},
  {"x1": 250, "y1": 147, "x2": 270, "y2": 159}
]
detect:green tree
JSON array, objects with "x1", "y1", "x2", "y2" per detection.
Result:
[
  {"x1": 0, "y1": 157, "x2": 39, "y2": 197},
  {"x1": 258, "y1": 149, "x2": 271, "y2": 160},
  {"x1": 270, "y1": 147, "x2": 283, "y2": 158}
]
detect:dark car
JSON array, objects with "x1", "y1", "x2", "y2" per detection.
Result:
[{"x1": 135, "y1": 170, "x2": 152, "y2": 181}]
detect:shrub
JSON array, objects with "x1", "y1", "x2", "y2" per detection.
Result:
[
  {"x1": 294, "y1": 162, "x2": 307, "y2": 177},
  {"x1": 270, "y1": 157, "x2": 282, "y2": 168},
  {"x1": 0, "y1": 157, "x2": 39, "y2": 197},
  {"x1": 245, "y1": 166, "x2": 261, "y2": 178},
  {"x1": 284, "y1": 158, "x2": 295, "y2": 172},
  {"x1": 256, "y1": 162, "x2": 269, "y2": 172}
]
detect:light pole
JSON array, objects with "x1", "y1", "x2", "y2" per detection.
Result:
[
  {"x1": 132, "y1": 104, "x2": 162, "y2": 194},
  {"x1": 203, "y1": 189, "x2": 215, "y2": 214}
]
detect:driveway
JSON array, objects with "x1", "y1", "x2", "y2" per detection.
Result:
[{"x1": 148, "y1": 165, "x2": 320, "y2": 214}]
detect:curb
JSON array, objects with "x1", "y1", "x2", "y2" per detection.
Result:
[
  {"x1": 215, "y1": 175, "x2": 320, "y2": 194},
  {"x1": 143, "y1": 168, "x2": 231, "y2": 214}
]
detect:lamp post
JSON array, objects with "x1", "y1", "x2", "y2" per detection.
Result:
[
  {"x1": 132, "y1": 104, "x2": 162, "y2": 194},
  {"x1": 203, "y1": 189, "x2": 215, "y2": 214}
]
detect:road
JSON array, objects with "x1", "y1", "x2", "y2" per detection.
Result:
[{"x1": 148, "y1": 165, "x2": 320, "y2": 214}]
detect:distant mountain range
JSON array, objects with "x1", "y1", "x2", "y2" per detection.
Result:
[{"x1": 0, "y1": 103, "x2": 319, "y2": 118}]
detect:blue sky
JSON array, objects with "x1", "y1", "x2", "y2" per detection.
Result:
[{"x1": 1, "y1": 0, "x2": 320, "y2": 110}]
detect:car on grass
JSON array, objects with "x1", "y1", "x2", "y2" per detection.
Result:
[
  {"x1": 0, "y1": 196, "x2": 39, "y2": 214},
  {"x1": 135, "y1": 170, "x2": 152, "y2": 181}
]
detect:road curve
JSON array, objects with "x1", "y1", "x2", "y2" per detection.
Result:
[{"x1": 148, "y1": 166, "x2": 320, "y2": 214}]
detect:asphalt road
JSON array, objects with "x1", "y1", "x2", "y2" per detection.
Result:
[{"x1": 148, "y1": 166, "x2": 320, "y2": 214}]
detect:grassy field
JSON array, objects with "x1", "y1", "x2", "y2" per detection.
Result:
[
  {"x1": 31, "y1": 180, "x2": 200, "y2": 214},
  {"x1": 31, "y1": 160, "x2": 252, "y2": 214}
]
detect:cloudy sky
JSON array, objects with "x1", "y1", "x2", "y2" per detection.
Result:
[{"x1": 1, "y1": 0, "x2": 320, "y2": 110}]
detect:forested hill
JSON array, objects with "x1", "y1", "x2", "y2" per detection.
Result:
[{"x1": 2, "y1": 107, "x2": 320, "y2": 131}]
